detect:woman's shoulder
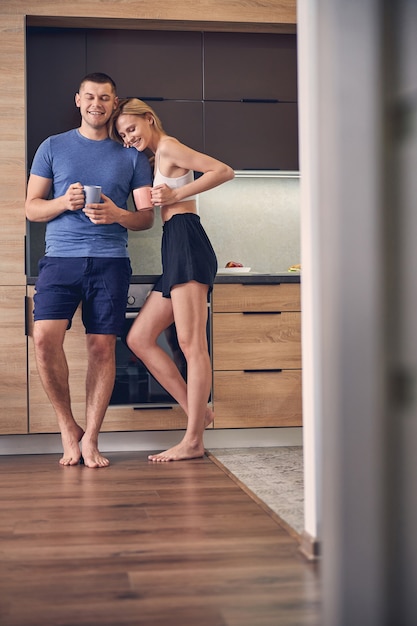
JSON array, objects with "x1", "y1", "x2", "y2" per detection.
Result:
[{"x1": 158, "y1": 135, "x2": 186, "y2": 155}]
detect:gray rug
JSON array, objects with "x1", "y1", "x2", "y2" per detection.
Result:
[{"x1": 208, "y1": 446, "x2": 304, "y2": 535}]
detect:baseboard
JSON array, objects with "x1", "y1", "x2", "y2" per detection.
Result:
[
  {"x1": 0, "y1": 427, "x2": 303, "y2": 456},
  {"x1": 299, "y1": 530, "x2": 321, "y2": 561}
]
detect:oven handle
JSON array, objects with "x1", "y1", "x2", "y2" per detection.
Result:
[{"x1": 125, "y1": 311, "x2": 140, "y2": 319}]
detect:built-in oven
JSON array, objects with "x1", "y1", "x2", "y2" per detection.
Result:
[{"x1": 110, "y1": 283, "x2": 212, "y2": 408}]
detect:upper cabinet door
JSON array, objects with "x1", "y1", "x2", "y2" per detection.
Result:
[
  {"x1": 87, "y1": 30, "x2": 203, "y2": 100},
  {"x1": 204, "y1": 101, "x2": 298, "y2": 170},
  {"x1": 204, "y1": 32, "x2": 298, "y2": 102},
  {"x1": 147, "y1": 101, "x2": 204, "y2": 153},
  {"x1": 26, "y1": 27, "x2": 86, "y2": 166}
]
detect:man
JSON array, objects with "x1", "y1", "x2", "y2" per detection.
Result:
[{"x1": 25, "y1": 73, "x2": 154, "y2": 468}]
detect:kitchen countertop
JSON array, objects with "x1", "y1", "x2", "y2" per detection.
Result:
[
  {"x1": 27, "y1": 273, "x2": 300, "y2": 286},
  {"x1": 129, "y1": 272, "x2": 300, "y2": 285}
]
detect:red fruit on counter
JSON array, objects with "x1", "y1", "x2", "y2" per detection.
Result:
[{"x1": 225, "y1": 261, "x2": 243, "y2": 268}]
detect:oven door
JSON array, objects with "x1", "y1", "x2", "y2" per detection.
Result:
[
  {"x1": 110, "y1": 312, "x2": 187, "y2": 407},
  {"x1": 110, "y1": 301, "x2": 212, "y2": 408}
]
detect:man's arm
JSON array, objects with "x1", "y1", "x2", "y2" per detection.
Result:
[{"x1": 25, "y1": 175, "x2": 84, "y2": 222}]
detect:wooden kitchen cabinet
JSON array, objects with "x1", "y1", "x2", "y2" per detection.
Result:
[
  {"x1": 26, "y1": 287, "x2": 188, "y2": 433},
  {"x1": 212, "y1": 283, "x2": 302, "y2": 428},
  {"x1": 0, "y1": 287, "x2": 27, "y2": 434}
]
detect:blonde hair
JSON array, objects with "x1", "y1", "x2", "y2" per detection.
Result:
[{"x1": 109, "y1": 98, "x2": 164, "y2": 143}]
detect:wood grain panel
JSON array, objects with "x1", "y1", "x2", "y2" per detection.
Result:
[
  {"x1": 0, "y1": 286, "x2": 27, "y2": 433},
  {"x1": 0, "y1": 452, "x2": 320, "y2": 626},
  {"x1": 213, "y1": 282, "x2": 301, "y2": 312},
  {"x1": 0, "y1": 15, "x2": 26, "y2": 286},
  {"x1": 213, "y1": 311, "x2": 302, "y2": 370},
  {"x1": 102, "y1": 404, "x2": 189, "y2": 432},
  {"x1": 213, "y1": 369, "x2": 302, "y2": 427}
]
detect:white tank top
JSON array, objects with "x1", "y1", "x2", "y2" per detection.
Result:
[{"x1": 153, "y1": 166, "x2": 197, "y2": 202}]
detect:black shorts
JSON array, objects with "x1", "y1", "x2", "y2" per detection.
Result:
[
  {"x1": 153, "y1": 213, "x2": 218, "y2": 298},
  {"x1": 33, "y1": 256, "x2": 132, "y2": 335}
]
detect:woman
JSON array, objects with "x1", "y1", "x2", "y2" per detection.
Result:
[{"x1": 109, "y1": 99, "x2": 234, "y2": 461}]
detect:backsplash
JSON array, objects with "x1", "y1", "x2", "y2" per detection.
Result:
[{"x1": 128, "y1": 171, "x2": 300, "y2": 275}]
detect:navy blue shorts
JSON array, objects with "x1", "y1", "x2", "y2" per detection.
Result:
[
  {"x1": 153, "y1": 213, "x2": 218, "y2": 298},
  {"x1": 33, "y1": 257, "x2": 132, "y2": 335}
]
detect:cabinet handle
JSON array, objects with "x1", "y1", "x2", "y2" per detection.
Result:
[
  {"x1": 136, "y1": 96, "x2": 165, "y2": 101},
  {"x1": 133, "y1": 405, "x2": 173, "y2": 410},
  {"x1": 242, "y1": 311, "x2": 282, "y2": 315},
  {"x1": 243, "y1": 369, "x2": 283, "y2": 373},
  {"x1": 24, "y1": 295, "x2": 29, "y2": 337},
  {"x1": 241, "y1": 98, "x2": 279, "y2": 103}
]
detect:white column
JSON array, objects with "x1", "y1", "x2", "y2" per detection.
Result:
[{"x1": 297, "y1": 0, "x2": 322, "y2": 555}]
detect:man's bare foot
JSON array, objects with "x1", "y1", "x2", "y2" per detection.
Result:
[
  {"x1": 205, "y1": 407, "x2": 214, "y2": 428},
  {"x1": 59, "y1": 424, "x2": 84, "y2": 466},
  {"x1": 81, "y1": 436, "x2": 110, "y2": 468},
  {"x1": 148, "y1": 440, "x2": 205, "y2": 462}
]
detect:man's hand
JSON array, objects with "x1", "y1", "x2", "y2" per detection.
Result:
[
  {"x1": 64, "y1": 182, "x2": 85, "y2": 212},
  {"x1": 82, "y1": 193, "x2": 122, "y2": 224}
]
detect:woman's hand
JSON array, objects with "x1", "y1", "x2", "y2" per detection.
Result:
[{"x1": 151, "y1": 183, "x2": 178, "y2": 207}]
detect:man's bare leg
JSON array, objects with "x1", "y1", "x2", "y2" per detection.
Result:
[
  {"x1": 80, "y1": 333, "x2": 116, "y2": 468},
  {"x1": 33, "y1": 319, "x2": 84, "y2": 466}
]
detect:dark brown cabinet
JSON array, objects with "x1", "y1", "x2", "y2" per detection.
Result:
[
  {"x1": 203, "y1": 32, "x2": 298, "y2": 102},
  {"x1": 26, "y1": 27, "x2": 298, "y2": 193},
  {"x1": 87, "y1": 30, "x2": 205, "y2": 151},
  {"x1": 86, "y1": 30, "x2": 203, "y2": 101},
  {"x1": 26, "y1": 28, "x2": 86, "y2": 165},
  {"x1": 203, "y1": 32, "x2": 298, "y2": 169},
  {"x1": 205, "y1": 101, "x2": 298, "y2": 170}
]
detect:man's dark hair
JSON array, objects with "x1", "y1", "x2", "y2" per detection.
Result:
[{"x1": 78, "y1": 72, "x2": 117, "y2": 93}]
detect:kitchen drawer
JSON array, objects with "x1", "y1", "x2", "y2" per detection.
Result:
[
  {"x1": 213, "y1": 283, "x2": 300, "y2": 313},
  {"x1": 213, "y1": 370, "x2": 302, "y2": 428},
  {"x1": 213, "y1": 311, "x2": 301, "y2": 370}
]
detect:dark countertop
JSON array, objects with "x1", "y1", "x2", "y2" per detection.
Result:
[
  {"x1": 27, "y1": 272, "x2": 300, "y2": 286},
  {"x1": 214, "y1": 272, "x2": 300, "y2": 284},
  {"x1": 130, "y1": 273, "x2": 300, "y2": 285}
]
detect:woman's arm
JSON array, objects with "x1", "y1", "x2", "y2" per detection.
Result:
[{"x1": 152, "y1": 137, "x2": 234, "y2": 206}]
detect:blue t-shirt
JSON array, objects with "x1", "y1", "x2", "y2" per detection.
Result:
[{"x1": 30, "y1": 129, "x2": 153, "y2": 257}]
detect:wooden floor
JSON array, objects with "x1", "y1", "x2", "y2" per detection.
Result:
[{"x1": 0, "y1": 452, "x2": 321, "y2": 626}]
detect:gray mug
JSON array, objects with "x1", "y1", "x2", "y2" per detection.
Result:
[{"x1": 84, "y1": 185, "x2": 102, "y2": 206}]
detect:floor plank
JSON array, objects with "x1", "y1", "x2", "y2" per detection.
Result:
[{"x1": 0, "y1": 452, "x2": 321, "y2": 626}]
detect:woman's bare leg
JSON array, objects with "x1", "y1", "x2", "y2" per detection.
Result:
[
  {"x1": 127, "y1": 291, "x2": 189, "y2": 410},
  {"x1": 147, "y1": 281, "x2": 212, "y2": 461},
  {"x1": 127, "y1": 286, "x2": 213, "y2": 461}
]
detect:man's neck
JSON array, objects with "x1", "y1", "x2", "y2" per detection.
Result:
[{"x1": 78, "y1": 125, "x2": 109, "y2": 141}]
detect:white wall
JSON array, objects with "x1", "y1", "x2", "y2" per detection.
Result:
[{"x1": 128, "y1": 172, "x2": 300, "y2": 275}]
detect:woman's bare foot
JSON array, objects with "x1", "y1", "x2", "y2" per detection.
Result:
[
  {"x1": 81, "y1": 436, "x2": 110, "y2": 468},
  {"x1": 59, "y1": 424, "x2": 84, "y2": 466},
  {"x1": 148, "y1": 440, "x2": 205, "y2": 462}
]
